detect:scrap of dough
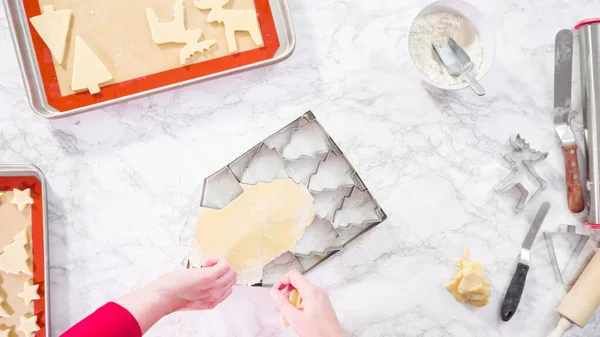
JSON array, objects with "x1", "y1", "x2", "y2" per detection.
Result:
[
  {"x1": 11, "y1": 188, "x2": 33, "y2": 212},
  {"x1": 29, "y1": 5, "x2": 73, "y2": 65},
  {"x1": 445, "y1": 248, "x2": 490, "y2": 307},
  {"x1": 0, "y1": 328, "x2": 10, "y2": 337},
  {"x1": 0, "y1": 229, "x2": 33, "y2": 275},
  {"x1": 281, "y1": 288, "x2": 302, "y2": 328},
  {"x1": 0, "y1": 296, "x2": 10, "y2": 317},
  {"x1": 0, "y1": 192, "x2": 4, "y2": 204},
  {"x1": 146, "y1": 0, "x2": 216, "y2": 64},
  {"x1": 71, "y1": 36, "x2": 113, "y2": 94},
  {"x1": 17, "y1": 315, "x2": 40, "y2": 337},
  {"x1": 17, "y1": 281, "x2": 40, "y2": 306},
  {"x1": 194, "y1": 178, "x2": 315, "y2": 285}
]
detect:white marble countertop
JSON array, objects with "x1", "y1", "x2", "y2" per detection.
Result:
[{"x1": 1, "y1": 0, "x2": 600, "y2": 336}]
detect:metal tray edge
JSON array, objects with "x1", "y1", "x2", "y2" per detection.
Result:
[{"x1": 0, "y1": 163, "x2": 50, "y2": 337}]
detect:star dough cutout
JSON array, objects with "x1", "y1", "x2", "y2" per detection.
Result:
[
  {"x1": 0, "y1": 327, "x2": 10, "y2": 337},
  {"x1": 11, "y1": 188, "x2": 34, "y2": 212},
  {"x1": 17, "y1": 315, "x2": 40, "y2": 337},
  {"x1": 17, "y1": 281, "x2": 40, "y2": 305}
]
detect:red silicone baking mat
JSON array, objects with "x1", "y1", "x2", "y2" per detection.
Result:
[
  {"x1": 0, "y1": 176, "x2": 46, "y2": 337},
  {"x1": 23, "y1": 0, "x2": 280, "y2": 113}
]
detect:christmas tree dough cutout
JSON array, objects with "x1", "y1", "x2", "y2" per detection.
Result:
[
  {"x1": 17, "y1": 281, "x2": 40, "y2": 306},
  {"x1": 0, "y1": 327, "x2": 11, "y2": 337},
  {"x1": 11, "y1": 188, "x2": 33, "y2": 212},
  {"x1": 146, "y1": 0, "x2": 216, "y2": 64},
  {"x1": 0, "y1": 229, "x2": 33, "y2": 276},
  {"x1": 71, "y1": 36, "x2": 113, "y2": 94},
  {"x1": 17, "y1": 315, "x2": 40, "y2": 337},
  {"x1": 29, "y1": 5, "x2": 73, "y2": 65}
]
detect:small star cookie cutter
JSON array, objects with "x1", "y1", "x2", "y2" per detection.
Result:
[{"x1": 495, "y1": 134, "x2": 548, "y2": 211}]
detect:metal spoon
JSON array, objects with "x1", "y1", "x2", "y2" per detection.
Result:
[
  {"x1": 432, "y1": 39, "x2": 486, "y2": 96},
  {"x1": 448, "y1": 38, "x2": 486, "y2": 96}
]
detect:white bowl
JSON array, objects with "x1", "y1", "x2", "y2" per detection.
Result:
[{"x1": 408, "y1": 0, "x2": 496, "y2": 90}]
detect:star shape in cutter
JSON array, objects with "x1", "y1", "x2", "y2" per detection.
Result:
[
  {"x1": 11, "y1": 188, "x2": 34, "y2": 212},
  {"x1": 17, "y1": 315, "x2": 40, "y2": 337},
  {"x1": 17, "y1": 281, "x2": 40, "y2": 306}
]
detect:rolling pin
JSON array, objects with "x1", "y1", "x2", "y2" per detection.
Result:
[{"x1": 547, "y1": 248, "x2": 600, "y2": 337}]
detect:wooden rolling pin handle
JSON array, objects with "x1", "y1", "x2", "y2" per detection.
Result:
[
  {"x1": 561, "y1": 144, "x2": 585, "y2": 213},
  {"x1": 546, "y1": 317, "x2": 572, "y2": 337}
]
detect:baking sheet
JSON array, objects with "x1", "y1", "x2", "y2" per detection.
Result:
[
  {"x1": 0, "y1": 169, "x2": 47, "y2": 337},
  {"x1": 41, "y1": 0, "x2": 263, "y2": 96}
]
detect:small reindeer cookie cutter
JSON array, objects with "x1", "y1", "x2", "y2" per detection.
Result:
[{"x1": 495, "y1": 134, "x2": 548, "y2": 211}]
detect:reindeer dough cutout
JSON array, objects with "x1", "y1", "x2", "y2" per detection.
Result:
[
  {"x1": 147, "y1": 0, "x2": 217, "y2": 64},
  {"x1": 194, "y1": 0, "x2": 264, "y2": 53},
  {"x1": 495, "y1": 134, "x2": 548, "y2": 210}
]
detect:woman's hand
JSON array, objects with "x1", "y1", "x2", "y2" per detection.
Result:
[
  {"x1": 116, "y1": 259, "x2": 236, "y2": 333},
  {"x1": 271, "y1": 270, "x2": 344, "y2": 337},
  {"x1": 155, "y1": 258, "x2": 237, "y2": 311}
]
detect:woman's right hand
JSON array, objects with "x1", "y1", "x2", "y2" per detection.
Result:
[{"x1": 270, "y1": 270, "x2": 344, "y2": 337}]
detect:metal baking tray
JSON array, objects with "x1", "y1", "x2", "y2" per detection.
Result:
[
  {"x1": 0, "y1": 163, "x2": 49, "y2": 337},
  {"x1": 187, "y1": 111, "x2": 388, "y2": 286},
  {"x1": 4, "y1": 0, "x2": 295, "y2": 118}
]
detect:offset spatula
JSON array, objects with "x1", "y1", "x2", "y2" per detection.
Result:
[
  {"x1": 554, "y1": 29, "x2": 585, "y2": 213},
  {"x1": 501, "y1": 202, "x2": 551, "y2": 321}
]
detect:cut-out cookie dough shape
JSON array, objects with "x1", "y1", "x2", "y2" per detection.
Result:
[
  {"x1": 11, "y1": 188, "x2": 33, "y2": 212},
  {"x1": 29, "y1": 5, "x2": 73, "y2": 65},
  {"x1": 193, "y1": 178, "x2": 315, "y2": 286},
  {"x1": 0, "y1": 295, "x2": 10, "y2": 317},
  {"x1": 194, "y1": 0, "x2": 264, "y2": 53},
  {"x1": 0, "y1": 327, "x2": 10, "y2": 337},
  {"x1": 17, "y1": 281, "x2": 40, "y2": 306},
  {"x1": 0, "y1": 229, "x2": 33, "y2": 275},
  {"x1": 17, "y1": 315, "x2": 40, "y2": 337},
  {"x1": 445, "y1": 248, "x2": 490, "y2": 307},
  {"x1": 71, "y1": 36, "x2": 113, "y2": 94},
  {"x1": 147, "y1": 0, "x2": 216, "y2": 64}
]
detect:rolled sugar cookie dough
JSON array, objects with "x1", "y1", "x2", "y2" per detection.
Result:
[
  {"x1": 445, "y1": 248, "x2": 490, "y2": 307},
  {"x1": 193, "y1": 178, "x2": 315, "y2": 286}
]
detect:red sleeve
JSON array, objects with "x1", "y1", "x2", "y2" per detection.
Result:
[{"x1": 60, "y1": 302, "x2": 142, "y2": 337}]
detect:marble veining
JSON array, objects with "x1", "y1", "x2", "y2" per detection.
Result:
[{"x1": 1, "y1": 0, "x2": 599, "y2": 336}]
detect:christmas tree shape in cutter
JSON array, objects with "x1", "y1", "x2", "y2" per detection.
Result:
[
  {"x1": 333, "y1": 187, "x2": 382, "y2": 228},
  {"x1": 282, "y1": 119, "x2": 330, "y2": 160},
  {"x1": 147, "y1": 0, "x2": 216, "y2": 64},
  {"x1": 11, "y1": 189, "x2": 33, "y2": 212},
  {"x1": 17, "y1": 281, "x2": 40, "y2": 306},
  {"x1": 285, "y1": 152, "x2": 328, "y2": 186},
  {"x1": 311, "y1": 186, "x2": 354, "y2": 222},
  {"x1": 308, "y1": 152, "x2": 355, "y2": 192},
  {"x1": 228, "y1": 144, "x2": 262, "y2": 182},
  {"x1": 29, "y1": 5, "x2": 73, "y2": 65},
  {"x1": 201, "y1": 168, "x2": 244, "y2": 209},
  {"x1": 241, "y1": 144, "x2": 288, "y2": 185},
  {"x1": 264, "y1": 119, "x2": 302, "y2": 154},
  {"x1": 262, "y1": 251, "x2": 304, "y2": 286},
  {"x1": 0, "y1": 229, "x2": 33, "y2": 275},
  {"x1": 71, "y1": 36, "x2": 113, "y2": 94},
  {"x1": 194, "y1": 0, "x2": 263, "y2": 53},
  {"x1": 17, "y1": 315, "x2": 40, "y2": 337},
  {"x1": 295, "y1": 217, "x2": 342, "y2": 257}
]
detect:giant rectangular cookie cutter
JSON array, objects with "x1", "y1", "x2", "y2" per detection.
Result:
[{"x1": 186, "y1": 111, "x2": 388, "y2": 286}]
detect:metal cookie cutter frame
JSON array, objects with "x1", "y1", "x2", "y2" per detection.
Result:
[
  {"x1": 495, "y1": 134, "x2": 549, "y2": 211},
  {"x1": 544, "y1": 225, "x2": 590, "y2": 285}
]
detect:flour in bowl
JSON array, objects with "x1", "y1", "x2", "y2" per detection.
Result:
[{"x1": 409, "y1": 12, "x2": 484, "y2": 87}]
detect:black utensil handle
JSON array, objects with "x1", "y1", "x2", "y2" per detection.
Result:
[{"x1": 501, "y1": 263, "x2": 530, "y2": 322}]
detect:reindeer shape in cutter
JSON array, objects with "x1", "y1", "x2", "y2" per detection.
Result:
[{"x1": 194, "y1": 0, "x2": 264, "y2": 53}]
